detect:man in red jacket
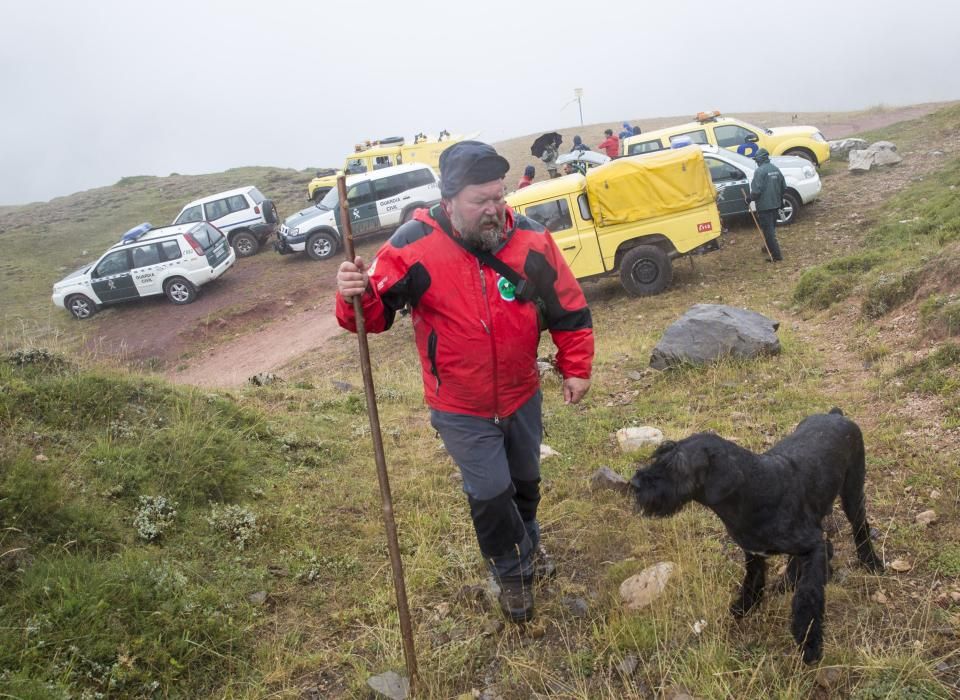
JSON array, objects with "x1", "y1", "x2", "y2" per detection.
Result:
[
  {"x1": 336, "y1": 141, "x2": 594, "y2": 623},
  {"x1": 598, "y1": 128, "x2": 620, "y2": 158}
]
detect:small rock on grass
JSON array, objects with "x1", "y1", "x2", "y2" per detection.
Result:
[
  {"x1": 590, "y1": 466, "x2": 629, "y2": 493},
  {"x1": 367, "y1": 671, "x2": 409, "y2": 700},
  {"x1": 620, "y1": 562, "x2": 675, "y2": 610},
  {"x1": 247, "y1": 590, "x2": 268, "y2": 606},
  {"x1": 482, "y1": 619, "x2": 504, "y2": 636},
  {"x1": 616, "y1": 426, "x2": 664, "y2": 453},
  {"x1": 616, "y1": 653, "x2": 639, "y2": 676},
  {"x1": 540, "y1": 444, "x2": 560, "y2": 460},
  {"x1": 915, "y1": 509, "x2": 938, "y2": 526},
  {"x1": 562, "y1": 596, "x2": 589, "y2": 618},
  {"x1": 889, "y1": 559, "x2": 913, "y2": 573}
]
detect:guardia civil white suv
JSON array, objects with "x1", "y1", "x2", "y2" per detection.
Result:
[
  {"x1": 52, "y1": 222, "x2": 235, "y2": 320},
  {"x1": 275, "y1": 163, "x2": 440, "y2": 260},
  {"x1": 173, "y1": 186, "x2": 279, "y2": 258}
]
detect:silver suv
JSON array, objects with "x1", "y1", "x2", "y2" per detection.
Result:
[{"x1": 275, "y1": 163, "x2": 440, "y2": 261}]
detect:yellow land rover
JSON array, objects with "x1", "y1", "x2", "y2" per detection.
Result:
[
  {"x1": 622, "y1": 112, "x2": 831, "y2": 165},
  {"x1": 307, "y1": 132, "x2": 468, "y2": 203},
  {"x1": 506, "y1": 147, "x2": 721, "y2": 296}
]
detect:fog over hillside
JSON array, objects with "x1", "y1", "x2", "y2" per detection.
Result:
[{"x1": 2, "y1": 0, "x2": 959, "y2": 205}]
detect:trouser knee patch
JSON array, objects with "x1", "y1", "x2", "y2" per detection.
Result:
[
  {"x1": 513, "y1": 478, "x2": 541, "y2": 523},
  {"x1": 468, "y1": 486, "x2": 527, "y2": 558}
]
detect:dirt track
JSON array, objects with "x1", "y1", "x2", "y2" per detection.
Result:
[{"x1": 80, "y1": 105, "x2": 945, "y2": 388}]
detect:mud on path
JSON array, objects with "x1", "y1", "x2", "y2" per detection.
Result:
[{"x1": 83, "y1": 104, "x2": 949, "y2": 388}]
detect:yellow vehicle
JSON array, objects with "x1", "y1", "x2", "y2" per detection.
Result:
[
  {"x1": 506, "y1": 147, "x2": 721, "y2": 296},
  {"x1": 307, "y1": 132, "x2": 467, "y2": 202},
  {"x1": 621, "y1": 111, "x2": 831, "y2": 165}
]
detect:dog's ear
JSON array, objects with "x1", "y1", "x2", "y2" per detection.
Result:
[
  {"x1": 702, "y1": 460, "x2": 744, "y2": 504},
  {"x1": 652, "y1": 440, "x2": 677, "y2": 459}
]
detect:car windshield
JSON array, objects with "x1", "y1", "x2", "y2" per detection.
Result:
[{"x1": 317, "y1": 188, "x2": 339, "y2": 210}]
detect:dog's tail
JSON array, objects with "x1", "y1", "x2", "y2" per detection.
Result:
[{"x1": 829, "y1": 407, "x2": 844, "y2": 416}]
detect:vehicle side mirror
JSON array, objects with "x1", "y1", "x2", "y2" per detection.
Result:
[{"x1": 745, "y1": 134, "x2": 759, "y2": 143}]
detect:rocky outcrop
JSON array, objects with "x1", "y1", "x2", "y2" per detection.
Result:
[{"x1": 650, "y1": 304, "x2": 780, "y2": 370}]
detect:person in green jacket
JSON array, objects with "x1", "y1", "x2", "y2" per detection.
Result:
[{"x1": 748, "y1": 148, "x2": 786, "y2": 262}]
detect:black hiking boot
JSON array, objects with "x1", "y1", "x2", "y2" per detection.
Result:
[{"x1": 497, "y1": 575, "x2": 534, "y2": 623}]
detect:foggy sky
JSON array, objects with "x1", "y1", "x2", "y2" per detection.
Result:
[{"x1": 1, "y1": 0, "x2": 958, "y2": 206}]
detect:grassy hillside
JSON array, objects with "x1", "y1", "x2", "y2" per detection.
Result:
[{"x1": 2, "y1": 105, "x2": 960, "y2": 698}]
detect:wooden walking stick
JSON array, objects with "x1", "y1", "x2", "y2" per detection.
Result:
[
  {"x1": 337, "y1": 175, "x2": 418, "y2": 692},
  {"x1": 742, "y1": 189, "x2": 773, "y2": 261}
]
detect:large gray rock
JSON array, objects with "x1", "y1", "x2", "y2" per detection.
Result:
[
  {"x1": 849, "y1": 141, "x2": 902, "y2": 171},
  {"x1": 650, "y1": 304, "x2": 780, "y2": 370},
  {"x1": 828, "y1": 138, "x2": 868, "y2": 161}
]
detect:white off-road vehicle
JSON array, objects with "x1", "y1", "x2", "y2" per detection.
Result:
[
  {"x1": 52, "y1": 222, "x2": 235, "y2": 319},
  {"x1": 173, "y1": 186, "x2": 279, "y2": 257},
  {"x1": 276, "y1": 163, "x2": 440, "y2": 260}
]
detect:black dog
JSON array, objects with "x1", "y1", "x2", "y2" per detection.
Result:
[{"x1": 629, "y1": 409, "x2": 884, "y2": 664}]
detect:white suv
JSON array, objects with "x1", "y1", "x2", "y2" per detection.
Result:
[
  {"x1": 275, "y1": 163, "x2": 440, "y2": 260},
  {"x1": 52, "y1": 222, "x2": 235, "y2": 319},
  {"x1": 173, "y1": 186, "x2": 279, "y2": 257}
]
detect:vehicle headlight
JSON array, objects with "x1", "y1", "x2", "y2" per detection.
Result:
[
  {"x1": 803, "y1": 166, "x2": 815, "y2": 178},
  {"x1": 812, "y1": 131, "x2": 826, "y2": 143},
  {"x1": 292, "y1": 227, "x2": 300, "y2": 235}
]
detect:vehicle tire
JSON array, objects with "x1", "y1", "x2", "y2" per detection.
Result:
[
  {"x1": 776, "y1": 191, "x2": 801, "y2": 226},
  {"x1": 306, "y1": 231, "x2": 339, "y2": 261},
  {"x1": 619, "y1": 245, "x2": 672, "y2": 296},
  {"x1": 312, "y1": 187, "x2": 331, "y2": 204},
  {"x1": 66, "y1": 294, "x2": 97, "y2": 320},
  {"x1": 261, "y1": 199, "x2": 279, "y2": 225},
  {"x1": 783, "y1": 148, "x2": 817, "y2": 165},
  {"x1": 164, "y1": 276, "x2": 197, "y2": 305},
  {"x1": 231, "y1": 231, "x2": 259, "y2": 257}
]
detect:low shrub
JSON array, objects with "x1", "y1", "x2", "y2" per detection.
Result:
[{"x1": 861, "y1": 269, "x2": 921, "y2": 318}]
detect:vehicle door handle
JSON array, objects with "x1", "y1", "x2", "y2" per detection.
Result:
[
  {"x1": 401, "y1": 196, "x2": 410, "y2": 200},
  {"x1": 562, "y1": 245, "x2": 576, "y2": 251}
]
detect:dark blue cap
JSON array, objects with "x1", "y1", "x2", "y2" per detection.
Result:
[{"x1": 438, "y1": 140, "x2": 510, "y2": 199}]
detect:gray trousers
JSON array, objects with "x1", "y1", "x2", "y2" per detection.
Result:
[{"x1": 430, "y1": 391, "x2": 542, "y2": 580}]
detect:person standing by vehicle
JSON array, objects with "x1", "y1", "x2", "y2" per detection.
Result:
[
  {"x1": 570, "y1": 135, "x2": 590, "y2": 153},
  {"x1": 540, "y1": 141, "x2": 560, "y2": 178},
  {"x1": 517, "y1": 165, "x2": 535, "y2": 189},
  {"x1": 598, "y1": 129, "x2": 620, "y2": 158},
  {"x1": 618, "y1": 122, "x2": 635, "y2": 139},
  {"x1": 748, "y1": 148, "x2": 786, "y2": 262},
  {"x1": 335, "y1": 141, "x2": 594, "y2": 624}
]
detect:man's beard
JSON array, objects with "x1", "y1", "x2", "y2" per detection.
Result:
[{"x1": 451, "y1": 210, "x2": 505, "y2": 252}]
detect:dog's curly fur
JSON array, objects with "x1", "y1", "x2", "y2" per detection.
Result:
[{"x1": 629, "y1": 408, "x2": 884, "y2": 664}]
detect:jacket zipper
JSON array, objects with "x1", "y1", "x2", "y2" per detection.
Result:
[{"x1": 478, "y1": 259, "x2": 500, "y2": 423}]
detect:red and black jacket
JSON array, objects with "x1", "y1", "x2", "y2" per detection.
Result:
[{"x1": 335, "y1": 205, "x2": 594, "y2": 418}]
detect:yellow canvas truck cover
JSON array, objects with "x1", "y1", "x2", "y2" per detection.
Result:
[{"x1": 585, "y1": 146, "x2": 716, "y2": 226}]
